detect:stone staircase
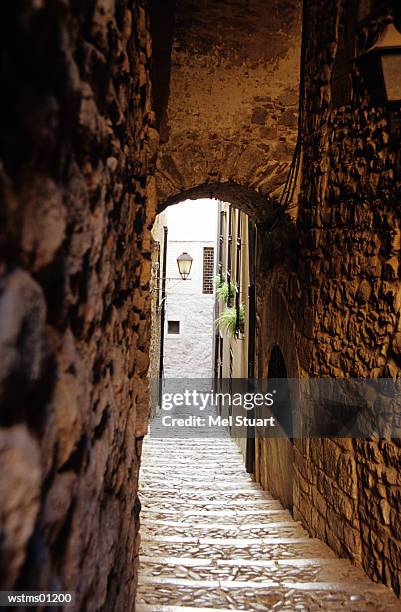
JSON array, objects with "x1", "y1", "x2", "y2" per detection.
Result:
[{"x1": 136, "y1": 438, "x2": 401, "y2": 611}]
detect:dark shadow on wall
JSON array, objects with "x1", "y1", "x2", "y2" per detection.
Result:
[
  {"x1": 265, "y1": 345, "x2": 295, "y2": 512},
  {"x1": 269, "y1": 345, "x2": 294, "y2": 439},
  {"x1": 149, "y1": 0, "x2": 177, "y2": 140}
]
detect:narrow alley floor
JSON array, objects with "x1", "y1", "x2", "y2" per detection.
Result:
[{"x1": 136, "y1": 438, "x2": 401, "y2": 611}]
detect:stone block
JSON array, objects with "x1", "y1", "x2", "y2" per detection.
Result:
[{"x1": 0, "y1": 269, "x2": 47, "y2": 420}]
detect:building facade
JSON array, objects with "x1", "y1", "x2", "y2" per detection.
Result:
[
  {"x1": 214, "y1": 202, "x2": 256, "y2": 461},
  {"x1": 214, "y1": 203, "x2": 256, "y2": 380},
  {"x1": 161, "y1": 199, "x2": 217, "y2": 379}
]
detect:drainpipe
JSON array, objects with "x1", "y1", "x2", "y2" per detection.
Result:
[
  {"x1": 159, "y1": 226, "x2": 168, "y2": 381},
  {"x1": 246, "y1": 218, "x2": 256, "y2": 474},
  {"x1": 214, "y1": 201, "x2": 222, "y2": 380},
  {"x1": 247, "y1": 219, "x2": 256, "y2": 380}
]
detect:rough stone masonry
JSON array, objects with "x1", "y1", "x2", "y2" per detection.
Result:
[
  {"x1": 0, "y1": 1, "x2": 157, "y2": 608},
  {"x1": 261, "y1": 0, "x2": 401, "y2": 597}
]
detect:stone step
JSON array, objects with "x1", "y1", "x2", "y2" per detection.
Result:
[
  {"x1": 138, "y1": 438, "x2": 401, "y2": 611},
  {"x1": 141, "y1": 508, "x2": 291, "y2": 518},
  {"x1": 142, "y1": 438, "x2": 235, "y2": 444},
  {"x1": 141, "y1": 449, "x2": 241, "y2": 455},
  {"x1": 139, "y1": 555, "x2": 371, "y2": 584},
  {"x1": 140, "y1": 457, "x2": 244, "y2": 465},
  {"x1": 142, "y1": 448, "x2": 238, "y2": 454},
  {"x1": 141, "y1": 460, "x2": 245, "y2": 466},
  {"x1": 140, "y1": 496, "x2": 280, "y2": 508},
  {"x1": 141, "y1": 535, "x2": 324, "y2": 547},
  {"x1": 142, "y1": 448, "x2": 242, "y2": 452},
  {"x1": 138, "y1": 575, "x2": 382, "y2": 590},
  {"x1": 141, "y1": 447, "x2": 237, "y2": 454},
  {"x1": 141, "y1": 520, "x2": 307, "y2": 539},
  {"x1": 139, "y1": 535, "x2": 337, "y2": 562},
  {"x1": 142, "y1": 461, "x2": 242, "y2": 464},
  {"x1": 142, "y1": 518, "x2": 302, "y2": 530},
  {"x1": 140, "y1": 482, "x2": 261, "y2": 492},
  {"x1": 141, "y1": 452, "x2": 244, "y2": 458},
  {"x1": 140, "y1": 497, "x2": 282, "y2": 508},
  {"x1": 140, "y1": 471, "x2": 253, "y2": 481},
  {"x1": 141, "y1": 505, "x2": 292, "y2": 525},
  {"x1": 136, "y1": 606, "x2": 244, "y2": 612},
  {"x1": 139, "y1": 486, "x2": 271, "y2": 496},
  {"x1": 142, "y1": 452, "x2": 244, "y2": 457},
  {"x1": 141, "y1": 527, "x2": 307, "y2": 540},
  {"x1": 139, "y1": 469, "x2": 256, "y2": 478},
  {"x1": 139, "y1": 473, "x2": 257, "y2": 482},
  {"x1": 142, "y1": 453, "x2": 242, "y2": 456},
  {"x1": 137, "y1": 577, "x2": 401, "y2": 611}
]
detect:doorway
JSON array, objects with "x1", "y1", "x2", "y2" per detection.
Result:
[{"x1": 256, "y1": 344, "x2": 295, "y2": 512}]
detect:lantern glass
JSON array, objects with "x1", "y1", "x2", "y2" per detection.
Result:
[
  {"x1": 176, "y1": 252, "x2": 193, "y2": 280},
  {"x1": 355, "y1": 21, "x2": 401, "y2": 106},
  {"x1": 381, "y1": 53, "x2": 401, "y2": 102}
]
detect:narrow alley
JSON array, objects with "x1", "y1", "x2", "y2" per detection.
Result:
[
  {"x1": 137, "y1": 437, "x2": 401, "y2": 611},
  {"x1": 2, "y1": 0, "x2": 401, "y2": 610}
]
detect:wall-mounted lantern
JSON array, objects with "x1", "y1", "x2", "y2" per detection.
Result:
[
  {"x1": 355, "y1": 19, "x2": 401, "y2": 106},
  {"x1": 176, "y1": 252, "x2": 193, "y2": 280}
]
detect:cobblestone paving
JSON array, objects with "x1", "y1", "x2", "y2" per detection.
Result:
[{"x1": 137, "y1": 438, "x2": 401, "y2": 611}]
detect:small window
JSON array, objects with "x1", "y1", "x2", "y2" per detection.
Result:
[
  {"x1": 168, "y1": 320, "x2": 180, "y2": 334},
  {"x1": 202, "y1": 247, "x2": 214, "y2": 294}
]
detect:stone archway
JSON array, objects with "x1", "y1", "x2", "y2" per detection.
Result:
[{"x1": 158, "y1": 181, "x2": 279, "y2": 224}]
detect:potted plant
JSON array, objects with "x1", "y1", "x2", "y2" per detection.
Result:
[
  {"x1": 216, "y1": 304, "x2": 245, "y2": 338},
  {"x1": 214, "y1": 276, "x2": 234, "y2": 304}
]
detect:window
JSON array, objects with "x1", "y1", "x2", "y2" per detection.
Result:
[
  {"x1": 235, "y1": 211, "x2": 242, "y2": 336},
  {"x1": 218, "y1": 209, "x2": 226, "y2": 277},
  {"x1": 167, "y1": 320, "x2": 180, "y2": 334},
  {"x1": 227, "y1": 206, "x2": 233, "y2": 306},
  {"x1": 202, "y1": 247, "x2": 214, "y2": 294}
]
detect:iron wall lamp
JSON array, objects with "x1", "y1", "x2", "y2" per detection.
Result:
[
  {"x1": 176, "y1": 252, "x2": 193, "y2": 280},
  {"x1": 151, "y1": 251, "x2": 193, "y2": 294},
  {"x1": 355, "y1": 19, "x2": 401, "y2": 106}
]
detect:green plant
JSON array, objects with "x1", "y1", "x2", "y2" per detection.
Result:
[
  {"x1": 215, "y1": 304, "x2": 245, "y2": 338},
  {"x1": 215, "y1": 280, "x2": 234, "y2": 304},
  {"x1": 214, "y1": 275, "x2": 224, "y2": 289}
]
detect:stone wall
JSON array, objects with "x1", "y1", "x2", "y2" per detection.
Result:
[
  {"x1": 297, "y1": 0, "x2": 401, "y2": 595},
  {"x1": 0, "y1": 1, "x2": 158, "y2": 608},
  {"x1": 255, "y1": 0, "x2": 401, "y2": 596}
]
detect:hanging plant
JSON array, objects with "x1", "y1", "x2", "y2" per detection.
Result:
[
  {"x1": 215, "y1": 304, "x2": 245, "y2": 338},
  {"x1": 214, "y1": 275, "x2": 224, "y2": 289},
  {"x1": 215, "y1": 278, "x2": 234, "y2": 304}
]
